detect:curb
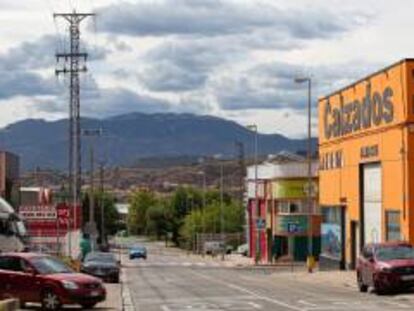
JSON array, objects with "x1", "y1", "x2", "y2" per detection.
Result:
[{"x1": 0, "y1": 299, "x2": 19, "y2": 311}]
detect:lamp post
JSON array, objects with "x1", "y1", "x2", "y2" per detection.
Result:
[
  {"x1": 247, "y1": 124, "x2": 259, "y2": 264},
  {"x1": 82, "y1": 128, "x2": 103, "y2": 251},
  {"x1": 220, "y1": 162, "x2": 225, "y2": 261},
  {"x1": 213, "y1": 154, "x2": 226, "y2": 261},
  {"x1": 197, "y1": 160, "x2": 207, "y2": 256},
  {"x1": 294, "y1": 76, "x2": 314, "y2": 273}
]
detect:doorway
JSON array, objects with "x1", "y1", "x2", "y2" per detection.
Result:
[{"x1": 350, "y1": 220, "x2": 359, "y2": 269}]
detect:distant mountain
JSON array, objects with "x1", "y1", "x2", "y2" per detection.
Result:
[{"x1": 0, "y1": 113, "x2": 317, "y2": 171}]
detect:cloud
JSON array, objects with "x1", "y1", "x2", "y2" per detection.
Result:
[
  {"x1": 0, "y1": 35, "x2": 108, "y2": 71},
  {"x1": 213, "y1": 61, "x2": 380, "y2": 111},
  {"x1": 37, "y1": 86, "x2": 172, "y2": 117},
  {"x1": 96, "y1": 0, "x2": 364, "y2": 40},
  {"x1": 0, "y1": 72, "x2": 59, "y2": 99},
  {"x1": 139, "y1": 38, "x2": 240, "y2": 91}
]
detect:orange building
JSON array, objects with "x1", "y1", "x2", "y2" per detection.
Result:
[{"x1": 318, "y1": 59, "x2": 414, "y2": 270}]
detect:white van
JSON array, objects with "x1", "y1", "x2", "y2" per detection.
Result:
[{"x1": 0, "y1": 197, "x2": 27, "y2": 252}]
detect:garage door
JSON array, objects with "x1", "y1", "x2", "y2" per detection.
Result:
[{"x1": 363, "y1": 163, "x2": 382, "y2": 244}]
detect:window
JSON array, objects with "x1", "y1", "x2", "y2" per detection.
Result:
[
  {"x1": 278, "y1": 200, "x2": 317, "y2": 214},
  {"x1": 0, "y1": 257, "x2": 23, "y2": 272},
  {"x1": 322, "y1": 206, "x2": 342, "y2": 224},
  {"x1": 386, "y1": 211, "x2": 401, "y2": 241},
  {"x1": 0, "y1": 257, "x2": 11, "y2": 270}
]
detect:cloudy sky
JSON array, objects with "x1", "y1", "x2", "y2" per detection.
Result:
[{"x1": 0, "y1": 0, "x2": 411, "y2": 137}]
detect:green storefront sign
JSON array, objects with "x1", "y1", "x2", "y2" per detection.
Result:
[
  {"x1": 276, "y1": 215, "x2": 309, "y2": 234},
  {"x1": 272, "y1": 180, "x2": 317, "y2": 199}
]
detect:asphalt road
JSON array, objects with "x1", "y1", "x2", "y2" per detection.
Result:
[{"x1": 122, "y1": 241, "x2": 414, "y2": 311}]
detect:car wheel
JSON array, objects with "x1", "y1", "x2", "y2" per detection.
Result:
[
  {"x1": 357, "y1": 274, "x2": 368, "y2": 293},
  {"x1": 374, "y1": 281, "x2": 386, "y2": 295},
  {"x1": 41, "y1": 289, "x2": 61, "y2": 311},
  {"x1": 81, "y1": 302, "x2": 97, "y2": 309}
]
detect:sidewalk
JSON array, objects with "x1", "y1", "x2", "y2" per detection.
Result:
[
  {"x1": 96, "y1": 283, "x2": 122, "y2": 310},
  {"x1": 271, "y1": 270, "x2": 356, "y2": 289}
]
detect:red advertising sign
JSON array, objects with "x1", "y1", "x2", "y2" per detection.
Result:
[{"x1": 20, "y1": 203, "x2": 82, "y2": 235}]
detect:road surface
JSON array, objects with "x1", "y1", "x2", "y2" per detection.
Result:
[{"x1": 121, "y1": 240, "x2": 414, "y2": 311}]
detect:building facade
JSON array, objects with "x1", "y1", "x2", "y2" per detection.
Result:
[
  {"x1": 246, "y1": 154, "x2": 320, "y2": 263},
  {"x1": 19, "y1": 187, "x2": 82, "y2": 257},
  {"x1": 318, "y1": 59, "x2": 414, "y2": 270},
  {"x1": 0, "y1": 151, "x2": 19, "y2": 207}
]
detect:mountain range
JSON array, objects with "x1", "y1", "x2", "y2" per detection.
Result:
[{"x1": 0, "y1": 113, "x2": 317, "y2": 171}]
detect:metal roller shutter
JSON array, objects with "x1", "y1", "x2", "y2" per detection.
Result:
[{"x1": 363, "y1": 163, "x2": 382, "y2": 244}]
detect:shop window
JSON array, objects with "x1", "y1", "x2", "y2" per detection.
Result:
[
  {"x1": 278, "y1": 200, "x2": 317, "y2": 214},
  {"x1": 322, "y1": 206, "x2": 342, "y2": 223},
  {"x1": 386, "y1": 211, "x2": 401, "y2": 241}
]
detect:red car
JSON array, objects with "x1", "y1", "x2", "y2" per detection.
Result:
[
  {"x1": 0, "y1": 253, "x2": 106, "y2": 310},
  {"x1": 357, "y1": 242, "x2": 414, "y2": 294}
]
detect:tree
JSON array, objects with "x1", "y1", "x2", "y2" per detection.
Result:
[
  {"x1": 146, "y1": 202, "x2": 168, "y2": 240},
  {"x1": 180, "y1": 201, "x2": 244, "y2": 248},
  {"x1": 127, "y1": 190, "x2": 157, "y2": 235}
]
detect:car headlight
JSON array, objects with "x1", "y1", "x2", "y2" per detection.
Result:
[{"x1": 61, "y1": 280, "x2": 79, "y2": 290}]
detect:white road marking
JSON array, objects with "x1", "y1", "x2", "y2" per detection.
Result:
[
  {"x1": 189, "y1": 270, "x2": 303, "y2": 311},
  {"x1": 161, "y1": 301, "x2": 263, "y2": 311},
  {"x1": 298, "y1": 300, "x2": 317, "y2": 307},
  {"x1": 248, "y1": 301, "x2": 263, "y2": 309},
  {"x1": 383, "y1": 300, "x2": 411, "y2": 308}
]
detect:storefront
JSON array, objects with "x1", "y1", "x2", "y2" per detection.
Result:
[
  {"x1": 318, "y1": 59, "x2": 414, "y2": 270},
  {"x1": 272, "y1": 179, "x2": 321, "y2": 261},
  {"x1": 246, "y1": 155, "x2": 320, "y2": 263}
]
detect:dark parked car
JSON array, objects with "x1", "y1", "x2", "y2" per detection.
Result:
[
  {"x1": 0, "y1": 252, "x2": 106, "y2": 310},
  {"x1": 81, "y1": 252, "x2": 120, "y2": 283},
  {"x1": 357, "y1": 242, "x2": 414, "y2": 294},
  {"x1": 129, "y1": 245, "x2": 147, "y2": 260}
]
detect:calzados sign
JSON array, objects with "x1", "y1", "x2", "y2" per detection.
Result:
[{"x1": 324, "y1": 85, "x2": 394, "y2": 139}]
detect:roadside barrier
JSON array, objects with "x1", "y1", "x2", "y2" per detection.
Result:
[{"x1": 0, "y1": 299, "x2": 19, "y2": 311}]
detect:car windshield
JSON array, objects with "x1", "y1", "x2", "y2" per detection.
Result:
[
  {"x1": 132, "y1": 246, "x2": 145, "y2": 251},
  {"x1": 85, "y1": 252, "x2": 116, "y2": 263},
  {"x1": 31, "y1": 256, "x2": 73, "y2": 274},
  {"x1": 376, "y1": 246, "x2": 414, "y2": 261}
]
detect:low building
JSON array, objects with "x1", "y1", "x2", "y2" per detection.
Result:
[
  {"x1": 19, "y1": 186, "x2": 82, "y2": 257},
  {"x1": 246, "y1": 152, "x2": 320, "y2": 263},
  {"x1": 0, "y1": 151, "x2": 19, "y2": 207},
  {"x1": 318, "y1": 59, "x2": 414, "y2": 270}
]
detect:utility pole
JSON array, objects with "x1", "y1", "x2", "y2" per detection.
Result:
[
  {"x1": 247, "y1": 125, "x2": 259, "y2": 264},
  {"x1": 235, "y1": 141, "x2": 245, "y2": 246},
  {"x1": 54, "y1": 11, "x2": 95, "y2": 257},
  {"x1": 99, "y1": 163, "x2": 105, "y2": 246},
  {"x1": 220, "y1": 161, "x2": 225, "y2": 261},
  {"x1": 82, "y1": 128, "x2": 102, "y2": 251}
]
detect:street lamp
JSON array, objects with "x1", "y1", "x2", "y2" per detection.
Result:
[
  {"x1": 294, "y1": 76, "x2": 314, "y2": 273},
  {"x1": 246, "y1": 124, "x2": 259, "y2": 264},
  {"x1": 213, "y1": 154, "x2": 226, "y2": 261},
  {"x1": 196, "y1": 158, "x2": 207, "y2": 257},
  {"x1": 82, "y1": 128, "x2": 103, "y2": 251}
]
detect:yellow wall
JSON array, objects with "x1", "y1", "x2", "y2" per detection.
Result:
[{"x1": 318, "y1": 59, "x2": 414, "y2": 264}]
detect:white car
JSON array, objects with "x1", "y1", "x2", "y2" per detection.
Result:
[{"x1": 236, "y1": 243, "x2": 248, "y2": 256}]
